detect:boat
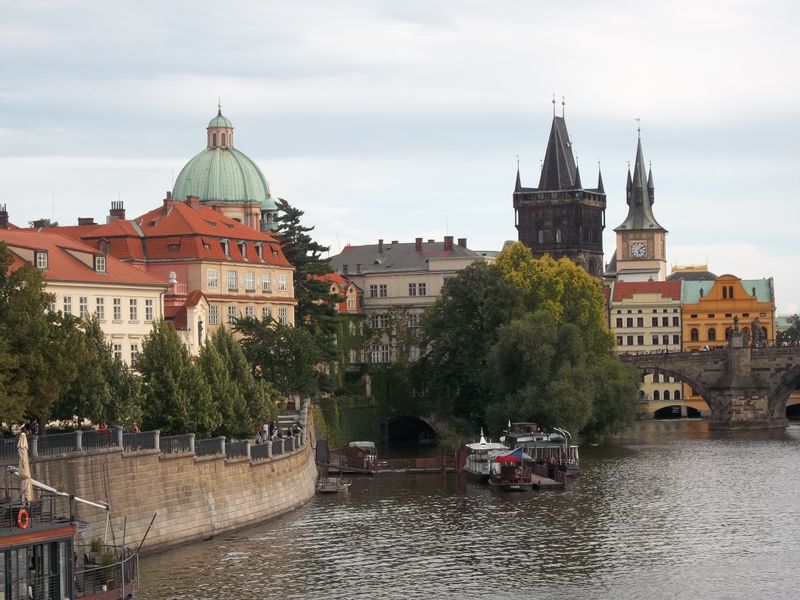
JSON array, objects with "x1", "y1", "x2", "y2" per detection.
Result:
[
  {"x1": 316, "y1": 476, "x2": 351, "y2": 494},
  {"x1": 501, "y1": 422, "x2": 580, "y2": 478},
  {"x1": 463, "y1": 429, "x2": 509, "y2": 480},
  {"x1": 487, "y1": 447, "x2": 535, "y2": 491},
  {"x1": 3, "y1": 466, "x2": 140, "y2": 599},
  {"x1": 329, "y1": 441, "x2": 378, "y2": 473}
]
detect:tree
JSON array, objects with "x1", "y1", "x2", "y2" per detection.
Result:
[
  {"x1": 198, "y1": 339, "x2": 248, "y2": 437},
  {"x1": 777, "y1": 314, "x2": 800, "y2": 345},
  {"x1": 416, "y1": 261, "x2": 522, "y2": 425},
  {"x1": 137, "y1": 321, "x2": 219, "y2": 436},
  {"x1": 0, "y1": 242, "x2": 83, "y2": 425}
]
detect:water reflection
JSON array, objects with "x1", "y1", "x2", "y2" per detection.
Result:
[{"x1": 139, "y1": 423, "x2": 800, "y2": 600}]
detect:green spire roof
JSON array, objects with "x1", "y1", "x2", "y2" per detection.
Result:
[{"x1": 208, "y1": 108, "x2": 233, "y2": 129}]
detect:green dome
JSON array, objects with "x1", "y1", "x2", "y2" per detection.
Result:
[
  {"x1": 208, "y1": 111, "x2": 233, "y2": 129},
  {"x1": 173, "y1": 147, "x2": 274, "y2": 206}
]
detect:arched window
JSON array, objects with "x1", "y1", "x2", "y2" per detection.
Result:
[
  {"x1": 674, "y1": 390, "x2": 681, "y2": 400},
  {"x1": 639, "y1": 390, "x2": 645, "y2": 399},
  {"x1": 729, "y1": 286, "x2": 734, "y2": 298},
  {"x1": 653, "y1": 390, "x2": 660, "y2": 401},
  {"x1": 725, "y1": 327, "x2": 732, "y2": 341},
  {"x1": 221, "y1": 132, "x2": 226, "y2": 146},
  {"x1": 722, "y1": 287, "x2": 728, "y2": 299},
  {"x1": 212, "y1": 132, "x2": 217, "y2": 147},
  {"x1": 664, "y1": 390, "x2": 671, "y2": 401},
  {"x1": 708, "y1": 328, "x2": 717, "y2": 341},
  {"x1": 690, "y1": 328, "x2": 699, "y2": 341}
]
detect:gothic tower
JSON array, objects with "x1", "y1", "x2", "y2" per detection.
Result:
[
  {"x1": 513, "y1": 108, "x2": 606, "y2": 277},
  {"x1": 613, "y1": 132, "x2": 667, "y2": 281}
]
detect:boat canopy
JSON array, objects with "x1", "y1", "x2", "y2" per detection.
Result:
[{"x1": 348, "y1": 441, "x2": 376, "y2": 450}]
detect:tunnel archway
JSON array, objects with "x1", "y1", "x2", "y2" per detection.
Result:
[
  {"x1": 653, "y1": 405, "x2": 702, "y2": 419},
  {"x1": 386, "y1": 416, "x2": 437, "y2": 444}
]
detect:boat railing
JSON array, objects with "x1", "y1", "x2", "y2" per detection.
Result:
[
  {"x1": 75, "y1": 543, "x2": 138, "y2": 598},
  {"x1": 1, "y1": 488, "x2": 70, "y2": 530}
]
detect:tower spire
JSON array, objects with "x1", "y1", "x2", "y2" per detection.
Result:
[{"x1": 597, "y1": 160, "x2": 605, "y2": 194}]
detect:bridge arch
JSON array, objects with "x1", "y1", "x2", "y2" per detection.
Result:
[{"x1": 385, "y1": 415, "x2": 437, "y2": 444}]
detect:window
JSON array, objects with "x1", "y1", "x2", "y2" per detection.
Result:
[
  {"x1": 221, "y1": 132, "x2": 226, "y2": 146},
  {"x1": 556, "y1": 229, "x2": 562, "y2": 243},
  {"x1": 212, "y1": 132, "x2": 217, "y2": 146},
  {"x1": 96, "y1": 297, "x2": 105, "y2": 320},
  {"x1": 278, "y1": 306, "x2": 288, "y2": 325},
  {"x1": 278, "y1": 274, "x2": 288, "y2": 291},
  {"x1": 369, "y1": 314, "x2": 389, "y2": 329},
  {"x1": 262, "y1": 306, "x2": 271, "y2": 320},
  {"x1": 63, "y1": 296, "x2": 72, "y2": 315},
  {"x1": 673, "y1": 335, "x2": 680, "y2": 345},
  {"x1": 653, "y1": 390, "x2": 660, "y2": 401},
  {"x1": 690, "y1": 328, "x2": 699, "y2": 342},
  {"x1": 221, "y1": 239, "x2": 229, "y2": 256},
  {"x1": 227, "y1": 271, "x2": 238, "y2": 291},
  {"x1": 369, "y1": 284, "x2": 378, "y2": 298},
  {"x1": 239, "y1": 241, "x2": 247, "y2": 259},
  {"x1": 342, "y1": 264, "x2": 349, "y2": 274},
  {"x1": 538, "y1": 230, "x2": 544, "y2": 244},
  {"x1": 378, "y1": 284, "x2": 387, "y2": 297},
  {"x1": 652, "y1": 335, "x2": 659, "y2": 345},
  {"x1": 408, "y1": 313, "x2": 420, "y2": 328},
  {"x1": 207, "y1": 269, "x2": 218, "y2": 288},
  {"x1": 409, "y1": 345, "x2": 420, "y2": 361},
  {"x1": 145, "y1": 299, "x2": 154, "y2": 321},
  {"x1": 346, "y1": 295, "x2": 356, "y2": 310},
  {"x1": 408, "y1": 283, "x2": 417, "y2": 296},
  {"x1": 708, "y1": 314, "x2": 715, "y2": 318},
  {"x1": 672, "y1": 316, "x2": 679, "y2": 327},
  {"x1": 94, "y1": 255, "x2": 106, "y2": 273},
  {"x1": 246, "y1": 306, "x2": 255, "y2": 319},
  {"x1": 418, "y1": 283, "x2": 426, "y2": 296},
  {"x1": 637, "y1": 317, "x2": 644, "y2": 327},
  {"x1": 210, "y1": 304, "x2": 219, "y2": 325},
  {"x1": 626, "y1": 318, "x2": 633, "y2": 327},
  {"x1": 262, "y1": 273, "x2": 271, "y2": 292},
  {"x1": 129, "y1": 299, "x2": 138, "y2": 321},
  {"x1": 662, "y1": 317, "x2": 669, "y2": 327},
  {"x1": 626, "y1": 335, "x2": 634, "y2": 345},
  {"x1": 637, "y1": 335, "x2": 644, "y2": 345},
  {"x1": 616, "y1": 336, "x2": 623, "y2": 345},
  {"x1": 130, "y1": 344, "x2": 139, "y2": 366},
  {"x1": 255, "y1": 243, "x2": 263, "y2": 260},
  {"x1": 245, "y1": 272, "x2": 255, "y2": 292},
  {"x1": 664, "y1": 390, "x2": 671, "y2": 401},
  {"x1": 674, "y1": 390, "x2": 681, "y2": 400},
  {"x1": 113, "y1": 344, "x2": 123, "y2": 361},
  {"x1": 79, "y1": 297, "x2": 89, "y2": 319},
  {"x1": 616, "y1": 318, "x2": 623, "y2": 327},
  {"x1": 35, "y1": 251, "x2": 48, "y2": 270},
  {"x1": 662, "y1": 335, "x2": 669, "y2": 345},
  {"x1": 371, "y1": 344, "x2": 391, "y2": 363},
  {"x1": 652, "y1": 317, "x2": 659, "y2": 327},
  {"x1": 708, "y1": 328, "x2": 717, "y2": 341},
  {"x1": 228, "y1": 305, "x2": 238, "y2": 324}
]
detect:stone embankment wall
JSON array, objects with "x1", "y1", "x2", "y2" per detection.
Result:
[{"x1": 29, "y1": 433, "x2": 317, "y2": 555}]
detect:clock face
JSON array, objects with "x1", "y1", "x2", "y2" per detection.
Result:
[{"x1": 630, "y1": 242, "x2": 647, "y2": 258}]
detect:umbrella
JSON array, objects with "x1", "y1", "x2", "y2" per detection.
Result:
[{"x1": 17, "y1": 432, "x2": 33, "y2": 504}]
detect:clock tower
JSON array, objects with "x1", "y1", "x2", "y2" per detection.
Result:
[{"x1": 613, "y1": 131, "x2": 667, "y2": 281}]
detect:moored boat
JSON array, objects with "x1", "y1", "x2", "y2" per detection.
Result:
[
  {"x1": 464, "y1": 429, "x2": 509, "y2": 480},
  {"x1": 487, "y1": 447, "x2": 535, "y2": 491},
  {"x1": 502, "y1": 423, "x2": 580, "y2": 477}
]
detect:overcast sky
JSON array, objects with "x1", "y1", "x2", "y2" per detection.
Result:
[{"x1": 2, "y1": 1, "x2": 798, "y2": 313}]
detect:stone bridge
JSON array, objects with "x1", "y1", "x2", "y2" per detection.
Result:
[{"x1": 622, "y1": 334, "x2": 800, "y2": 429}]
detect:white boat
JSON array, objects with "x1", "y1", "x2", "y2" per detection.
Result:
[{"x1": 463, "y1": 429, "x2": 508, "y2": 480}]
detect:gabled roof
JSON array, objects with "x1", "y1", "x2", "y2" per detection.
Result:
[
  {"x1": 612, "y1": 280, "x2": 681, "y2": 302},
  {"x1": 330, "y1": 239, "x2": 483, "y2": 275},
  {"x1": 0, "y1": 229, "x2": 168, "y2": 288},
  {"x1": 681, "y1": 277, "x2": 774, "y2": 304}
]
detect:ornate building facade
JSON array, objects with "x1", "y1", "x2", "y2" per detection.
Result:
[{"x1": 513, "y1": 111, "x2": 606, "y2": 277}]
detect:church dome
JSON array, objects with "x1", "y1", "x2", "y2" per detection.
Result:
[{"x1": 173, "y1": 109, "x2": 277, "y2": 210}]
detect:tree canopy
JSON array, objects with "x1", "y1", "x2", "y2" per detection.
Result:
[{"x1": 777, "y1": 314, "x2": 800, "y2": 345}]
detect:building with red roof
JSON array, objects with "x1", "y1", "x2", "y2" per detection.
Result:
[{"x1": 0, "y1": 227, "x2": 168, "y2": 366}]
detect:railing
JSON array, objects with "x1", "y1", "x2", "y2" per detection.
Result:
[
  {"x1": 1, "y1": 438, "x2": 17, "y2": 462},
  {"x1": 36, "y1": 431, "x2": 79, "y2": 456},
  {"x1": 225, "y1": 440, "x2": 249, "y2": 459},
  {"x1": 195, "y1": 436, "x2": 225, "y2": 457},
  {"x1": 82, "y1": 429, "x2": 119, "y2": 451},
  {"x1": 75, "y1": 544, "x2": 138, "y2": 598},
  {"x1": 123, "y1": 431, "x2": 158, "y2": 452},
  {"x1": 159, "y1": 434, "x2": 194, "y2": 454},
  {"x1": 250, "y1": 443, "x2": 270, "y2": 461},
  {"x1": 272, "y1": 439, "x2": 285, "y2": 457}
]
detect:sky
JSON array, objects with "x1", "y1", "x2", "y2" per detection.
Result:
[{"x1": 2, "y1": 1, "x2": 799, "y2": 313}]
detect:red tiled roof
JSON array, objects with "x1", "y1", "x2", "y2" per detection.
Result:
[
  {"x1": 612, "y1": 280, "x2": 681, "y2": 302},
  {"x1": 164, "y1": 305, "x2": 188, "y2": 330},
  {"x1": 0, "y1": 229, "x2": 169, "y2": 288}
]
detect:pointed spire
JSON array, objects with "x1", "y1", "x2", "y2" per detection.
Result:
[
  {"x1": 647, "y1": 161, "x2": 655, "y2": 204},
  {"x1": 515, "y1": 166, "x2": 522, "y2": 192},
  {"x1": 537, "y1": 106, "x2": 579, "y2": 191},
  {"x1": 615, "y1": 132, "x2": 665, "y2": 233},
  {"x1": 574, "y1": 162, "x2": 582, "y2": 189},
  {"x1": 597, "y1": 163, "x2": 605, "y2": 194}
]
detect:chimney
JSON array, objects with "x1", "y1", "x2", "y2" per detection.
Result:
[
  {"x1": 78, "y1": 217, "x2": 96, "y2": 226},
  {"x1": 109, "y1": 201, "x2": 125, "y2": 221},
  {"x1": 415, "y1": 237, "x2": 423, "y2": 251},
  {"x1": 0, "y1": 204, "x2": 8, "y2": 229},
  {"x1": 457, "y1": 237, "x2": 467, "y2": 248},
  {"x1": 186, "y1": 195, "x2": 199, "y2": 207},
  {"x1": 32, "y1": 219, "x2": 49, "y2": 229},
  {"x1": 378, "y1": 239, "x2": 384, "y2": 253},
  {"x1": 391, "y1": 240, "x2": 398, "y2": 245},
  {"x1": 444, "y1": 235, "x2": 454, "y2": 251},
  {"x1": 166, "y1": 190, "x2": 172, "y2": 200},
  {"x1": 427, "y1": 239, "x2": 435, "y2": 243}
]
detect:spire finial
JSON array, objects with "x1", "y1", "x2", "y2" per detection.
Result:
[
  {"x1": 552, "y1": 93, "x2": 556, "y2": 116},
  {"x1": 627, "y1": 160, "x2": 631, "y2": 170},
  {"x1": 218, "y1": 97, "x2": 222, "y2": 115},
  {"x1": 561, "y1": 95, "x2": 565, "y2": 118},
  {"x1": 515, "y1": 154, "x2": 520, "y2": 170},
  {"x1": 636, "y1": 116, "x2": 641, "y2": 138}
]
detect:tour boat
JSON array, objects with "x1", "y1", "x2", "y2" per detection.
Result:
[
  {"x1": 501, "y1": 422, "x2": 580, "y2": 477},
  {"x1": 487, "y1": 447, "x2": 536, "y2": 492},
  {"x1": 3, "y1": 465, "x2": 140, "y2": 599},
  {"x1": 463, "y1": 429, "x2": 509, "y2": 480}
]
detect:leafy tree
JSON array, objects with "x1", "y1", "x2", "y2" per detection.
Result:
[
  {"x1": 199, "y1": 337, "x2": 248, "y2": 437},
  {"x1": 0, "y1": 242, "x2": 82, "y2": 425},
  {"x1": 581, "y1": 355, "x2": 642, "y2": 439},
  {"x1": 416, "y1": 261, "x2": 522, "y2": 424},
  {"x1": 0, "y1": 331, "x2": 25, "y2": 424},
  {"x1": 137, "y1": 321, "x2": 219, "y2": 436},
  {"x1": 211, "y1": 327, "x2": 277, "y2": 430},
  {"x1": 777, "y1": 314, "x2": 800, "y2": 345},
  {"x1": 236, "y1": 316, "x2": 325, "y2": 397}
]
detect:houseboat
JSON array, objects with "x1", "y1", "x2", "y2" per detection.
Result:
[
  {"x1": 2, "y1": 467, "x2": 139, "y2": 599},
  {"x1": 501, "y1": 423, "x2": 580, "y2": 477},
  {"x1": 463, "y1": 430, "x2": 509, "y2": 480},
  {"x1": 487, "y1": 447, "x2": 535, "y2": 492}
]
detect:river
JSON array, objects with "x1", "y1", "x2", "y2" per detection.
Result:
[{"x1": 138, "y1": 421, "x2": 800, "y2": 599}]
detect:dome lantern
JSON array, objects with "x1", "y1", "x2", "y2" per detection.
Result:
[{"x1": 207, "y1": 103, "x2": 234, "y2": 149}]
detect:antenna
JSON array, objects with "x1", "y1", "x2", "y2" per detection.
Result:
[{"x1": 515, "y1": 154, "x2": 520, "y2": 170}]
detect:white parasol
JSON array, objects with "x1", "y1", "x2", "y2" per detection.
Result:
[{"x1": 17, "y1": 432, "x2": 34, "y2": 504}]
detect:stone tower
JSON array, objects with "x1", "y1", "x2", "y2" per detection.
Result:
[
  {"x1": 513, "y1": 110, "x2": 606, "y2": 277},
  {"x1": 613, "y1": 132, "x2": 667, "y2": 281}
]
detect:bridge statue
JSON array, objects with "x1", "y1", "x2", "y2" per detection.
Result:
[{"x1": 622, "y1": 331, "x2": 800, "y2": 430}]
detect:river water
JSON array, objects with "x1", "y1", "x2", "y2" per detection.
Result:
[{"x1": 138, "y1": 421, "x2": 800, "y2": 599}]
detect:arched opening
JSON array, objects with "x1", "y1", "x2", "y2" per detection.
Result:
[
  {"x1": 653, "y1": 390, "x2": 660, "y2": 401},
  {"x1": 787, "y1": 404, "x2": 800, "y2": 420},
  {"x1": 722, "y1": 287, "x2": 728, "y2": 299},
  {"x1": 386, "y1": 416, "x2": 436, "y2": 445},
  {"x1": 221, "y1": 132, "x2": 226, "y2": 146},
  {"x1": 686, "y1": 406, "x2": 701, "y2": 418},
  {"x1": 708, "y1": 328, "x2": 717, "y2": 342},
  {"x1": 654, "y1": 405, "x2": 681, "y2": 419},
  {"x1": 690, "y1": 328, "x2": 699, "y2": 342},
  {"x1": 664, "y1": 390, "x2": 671, "y2": 401},
  {"x1": 674, "y1": 390, "x2": 681, "y2": 400},
  {"x1": 212, "y1": 132, "x2": 217, "y2": 147}
]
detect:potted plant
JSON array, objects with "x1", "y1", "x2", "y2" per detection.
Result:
[{"x1": 90, "y1": 538, "x2": 102, "y2": 554}]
